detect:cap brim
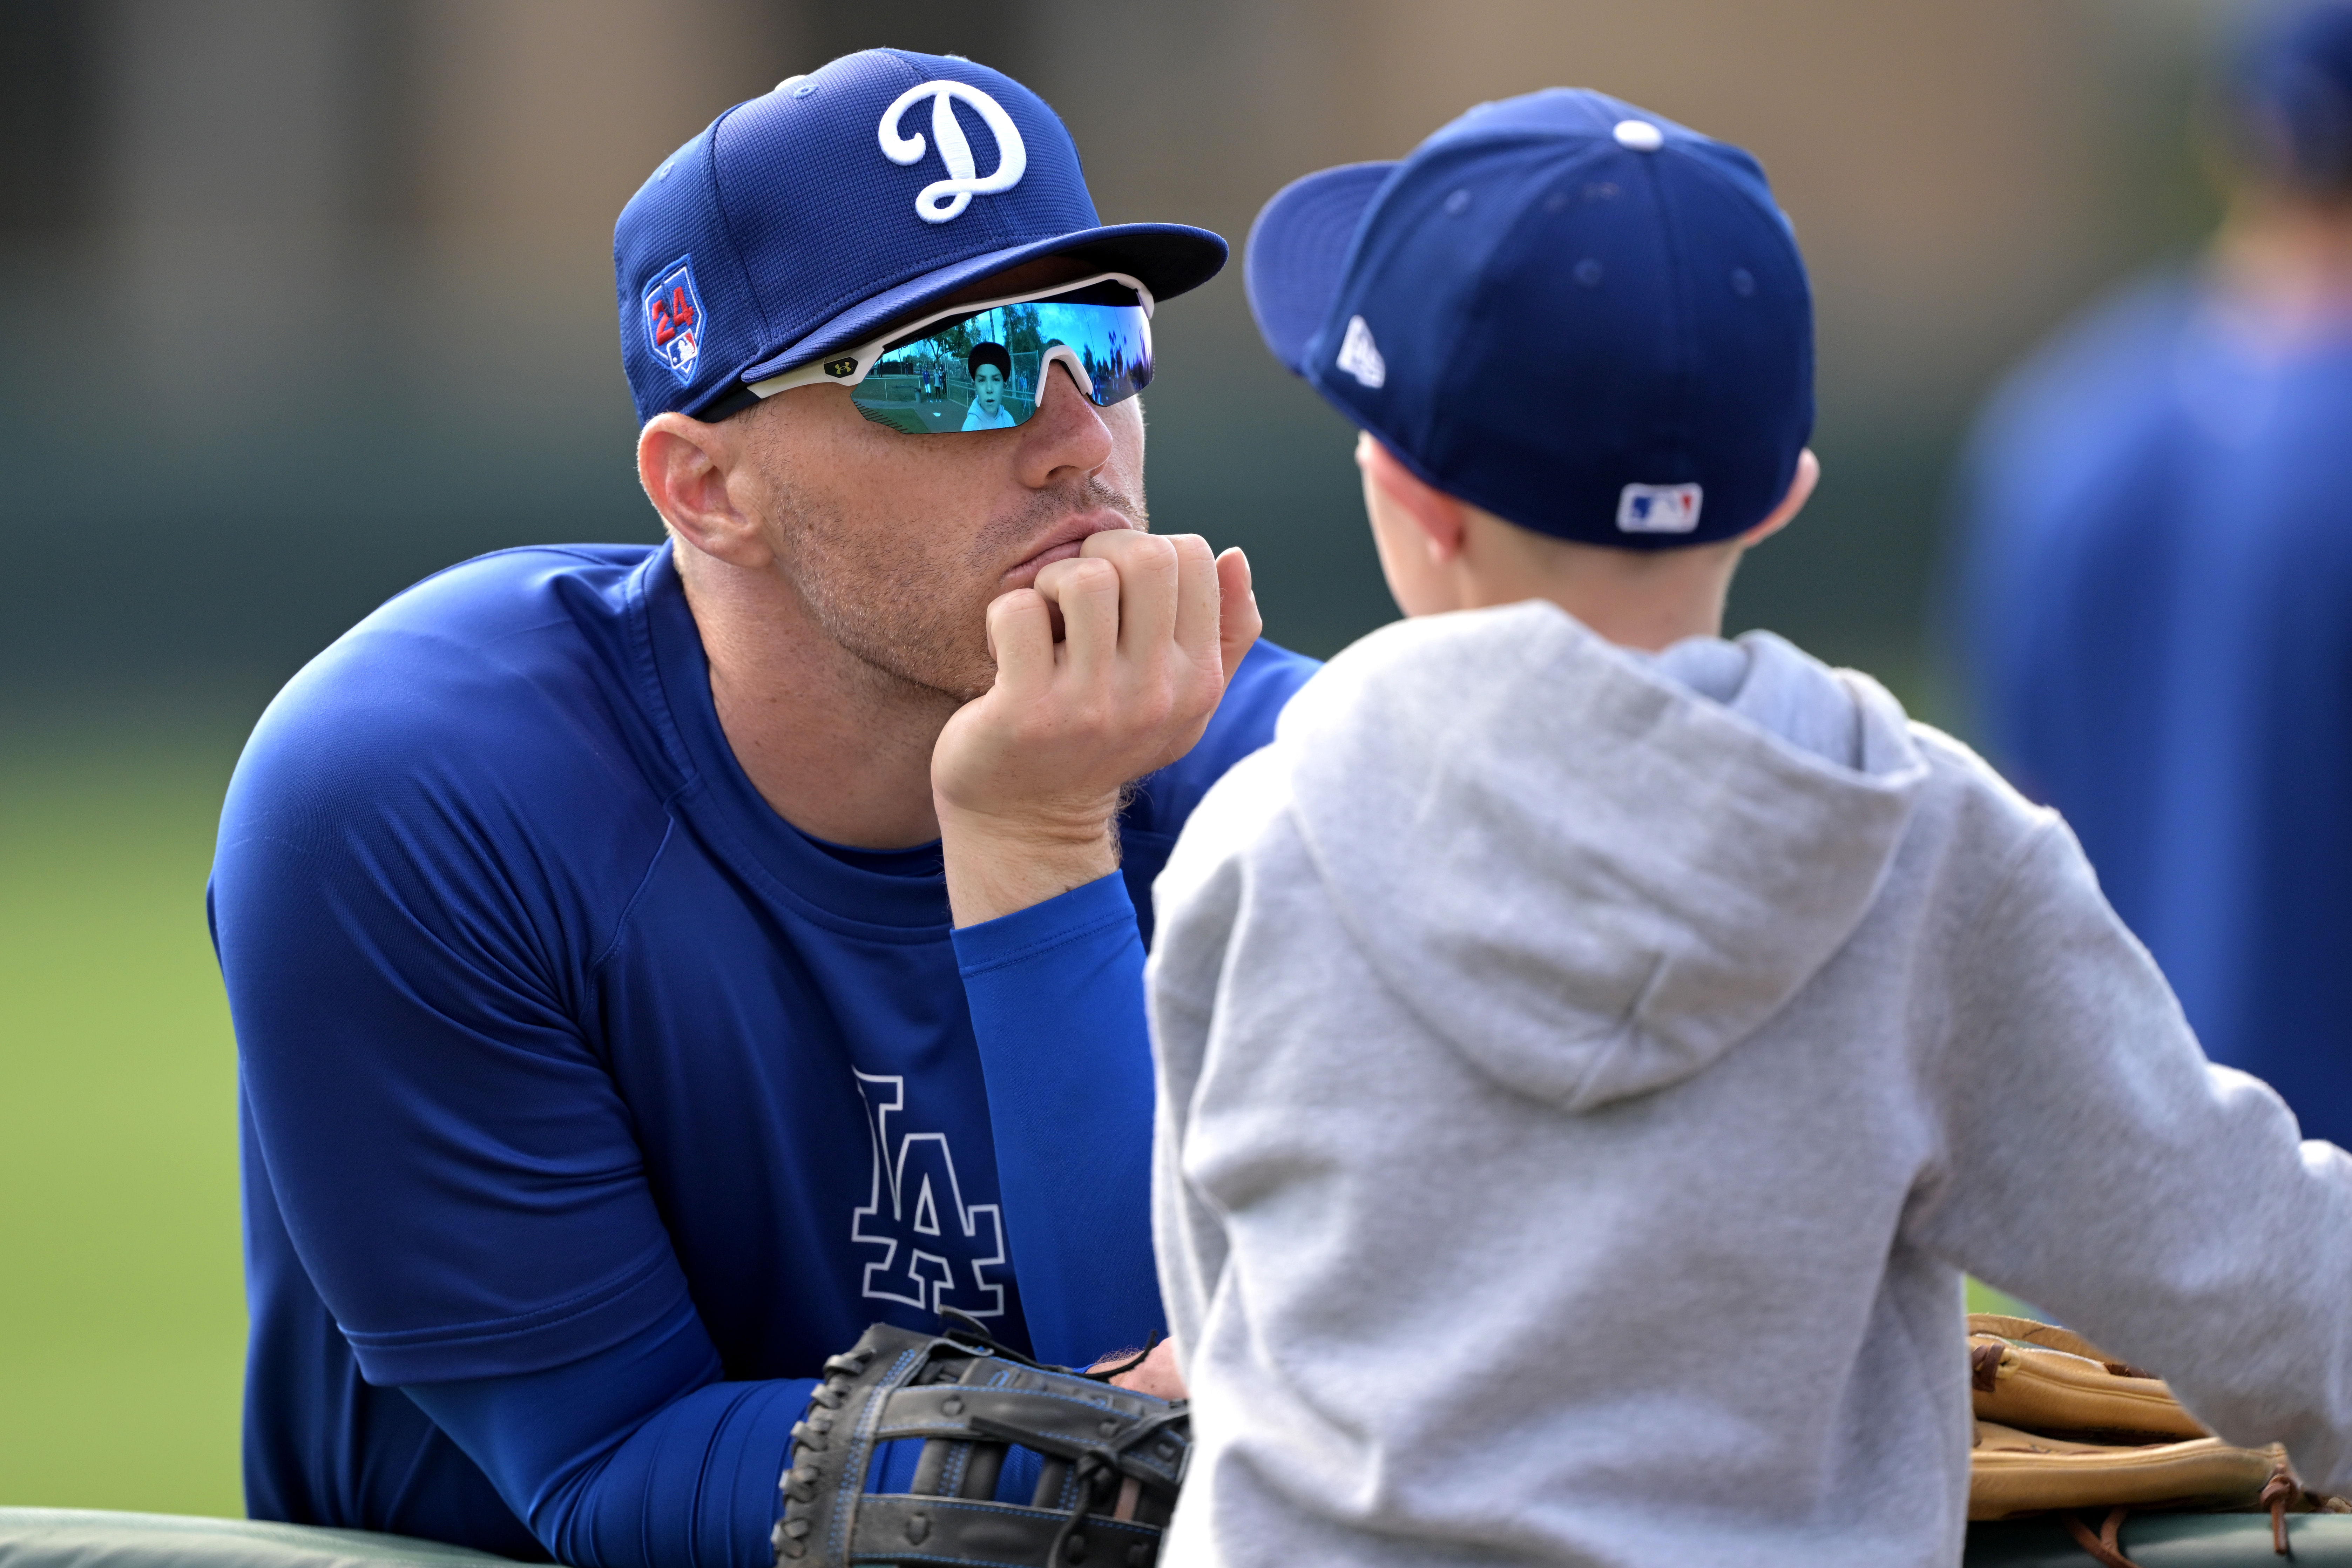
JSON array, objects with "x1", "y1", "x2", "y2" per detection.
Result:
[
  {"x1": 731, "y1": 222, "x2": 1226, "y2": 395},
  {"x1": 1245, "y1": 162, "x2": 1397, "y2": 375}
]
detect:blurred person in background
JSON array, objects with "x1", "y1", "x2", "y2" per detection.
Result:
[{"x1": 1953, "y1": 0, "x2": 2352, "y2": 1149}]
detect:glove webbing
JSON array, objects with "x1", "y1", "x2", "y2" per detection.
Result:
[{"x1": 773, "y1": 1321, "x2": 1189, "y2": 1568}]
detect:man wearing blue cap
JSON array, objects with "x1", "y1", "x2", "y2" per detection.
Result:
[
  {"x1": 1148, "y1": 89, "x2": 2352, "y2": 1566},
  {"x1": 209, "y1": 49, "x2": 1311, "y2": 1566},
  {"x1": 1954, "y1": 0, "x2": 2352, "y2": 1155}
]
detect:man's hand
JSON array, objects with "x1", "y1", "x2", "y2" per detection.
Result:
[
  {"x1": 934, "y1": 531, "x2": 1259, "y2": 927},
  {"x1": 1089, "y1": 1337, "x2": 1188, "y2": 1401}
]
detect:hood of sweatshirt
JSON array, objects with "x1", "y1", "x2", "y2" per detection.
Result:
[{"x1": 1277, "y1": 601, "x2": 1929, "y2": 1111}]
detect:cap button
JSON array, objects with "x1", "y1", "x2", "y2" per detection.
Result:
[{"x1": 1612, "y1": 120, "x2": 1664, "y2": 151}]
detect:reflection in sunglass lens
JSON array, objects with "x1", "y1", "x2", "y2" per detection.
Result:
[{"x1": 850, "y1": 300, "x2": 1151, "y2": 435}]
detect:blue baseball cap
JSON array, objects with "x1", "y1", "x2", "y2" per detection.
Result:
[
  {"x1": 2229, "y1": 2, "x2": 2352, "y2": 190},
  {"x1": 1246, "y1": 88, "x2": 1813, "y2": 549},
  {"x1": 615, "y1": 49, "x2": 1226, "y2": 423}
]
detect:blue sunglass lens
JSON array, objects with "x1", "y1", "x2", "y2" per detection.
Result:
[{"x1": 851, "y1": 299, "x2": 1151, "y2": 434}]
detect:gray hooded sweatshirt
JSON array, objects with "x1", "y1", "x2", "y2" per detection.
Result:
[{"x1": 1146, "y1": 601, "x2": 2352, "y2": 1568}]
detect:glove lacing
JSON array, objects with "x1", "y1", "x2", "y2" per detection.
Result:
[
  {"x1": 2059, "y1": 1463, "x2": 2304, "y2": 1568},
  {"x1": 1040, "y1": 1405, "x2": 1191, "y2": 1567}
]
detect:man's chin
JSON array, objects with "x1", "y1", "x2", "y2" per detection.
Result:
[
  {"x1": 904, "y1": 649, "x2": 1000, "y2": 708},
  {"x1": 823, "y1": 626, "x2": 996, "y2": 709},
  {"x1": 889, "y1": 659, "x2": 995, "y2": 707}
]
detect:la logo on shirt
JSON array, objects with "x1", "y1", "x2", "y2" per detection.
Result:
[{"x1": 850, "y1": 1072, "x2": 1009, "y2": 1318}]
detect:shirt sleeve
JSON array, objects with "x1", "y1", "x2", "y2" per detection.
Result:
[
  {"x1": 212, "y1": 683, "x2": 692, "y2": 1384},
  {"x1": 403, "y1": 1295, "x2": 815, "y2": 1568},
  {"x1": 952, "y1": 872, "x2": 1160, "y2": 1368},
  {"x1": 1903, "y1": 817, "x2": 2352, "y2": 1494}
]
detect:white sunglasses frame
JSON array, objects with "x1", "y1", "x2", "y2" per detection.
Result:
[{"x1": 742, "y1": 270, "x2": 1157, "y2": 408}]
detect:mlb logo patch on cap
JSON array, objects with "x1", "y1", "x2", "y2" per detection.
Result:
[
  {"x1": 642, "y1": 256, "x2": 708, "y2": 385},
  {"x1": 1617, "y1": 482, "x2": 1703, "y2": 534}
]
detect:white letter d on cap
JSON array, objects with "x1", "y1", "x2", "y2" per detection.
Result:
[{"x1": 879, "y1": 81, "x2": 1027, "y2": 223}]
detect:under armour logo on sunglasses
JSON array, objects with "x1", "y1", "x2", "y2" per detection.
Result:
[{"x1": 878, "y1": 80, "x2": 1028, "y2": 224}]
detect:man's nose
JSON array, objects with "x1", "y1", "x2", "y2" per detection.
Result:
[{"x1": 1014, "y1": 359, "x2": 1114, "y2": 487}]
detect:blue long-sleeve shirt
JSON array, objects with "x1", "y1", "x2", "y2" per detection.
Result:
[{"x1": 210, "y1": 542, "x2": 1316, "y2": 1563}]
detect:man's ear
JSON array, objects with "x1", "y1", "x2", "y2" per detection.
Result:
[
  {"x1": 1739, "y1": 447, "x2": 1819, "y2": 547},
  {"x1": 1356, "y1": 433, "x2": 1468, "y2": 561},
  {"x1": 638, "y1": 412, "x2": 771, "y2": 568}
]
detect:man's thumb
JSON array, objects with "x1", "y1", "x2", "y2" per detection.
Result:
[{"x1": 1214, "y1": 546, "x2": 1262, "y2": 682}]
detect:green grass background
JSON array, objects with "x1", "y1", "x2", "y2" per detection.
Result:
[{"x1": 1, "y1": 720, "x2": 249, "y2": 1515}]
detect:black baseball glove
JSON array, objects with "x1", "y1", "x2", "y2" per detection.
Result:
[{"x1": 772, "y1": 1319, "x2": 1190, "y2": 1568}]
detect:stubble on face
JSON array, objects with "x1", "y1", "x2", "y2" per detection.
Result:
[{"x1": 744, "y1": 418, "x2": 1149, "y2": 706}]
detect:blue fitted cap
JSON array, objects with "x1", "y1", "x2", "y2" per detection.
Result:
[
  {"x1": 615, "y1": 49, "x2": 1226, "y2": 423},
  {"x1": 1246, "y1": 89, "x2": 1813, "y2": 549}
]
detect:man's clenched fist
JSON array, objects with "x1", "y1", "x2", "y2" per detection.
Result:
[{"x1": 933, "y1": 529, "x2": 1260, "y2": 926}]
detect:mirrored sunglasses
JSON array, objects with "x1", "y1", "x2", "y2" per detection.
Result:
[{"x1": 724, "y1": 272, "x2": 1154, "y2": 433}]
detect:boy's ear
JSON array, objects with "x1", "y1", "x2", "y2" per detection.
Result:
[
  {"x1": 1741, "y1": 448, "x2": 1820, "y2": 547},
  {"x1": 1356, "y1": 433, "x2": 1468, "y2": 560}
]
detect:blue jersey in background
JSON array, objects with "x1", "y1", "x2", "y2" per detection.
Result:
[
  {"x1": 209, "y1": 543, "x2": 1316, "y2": 1565},
  {"x1": 1954, "y1": 274, "x2": 2352, "y2": 1149}
]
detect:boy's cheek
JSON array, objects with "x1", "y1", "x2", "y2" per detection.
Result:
[{"x1": 1364, "y1": 481, "x2": 1454, "y2": 618}]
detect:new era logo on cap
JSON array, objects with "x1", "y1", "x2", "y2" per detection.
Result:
[
  {"x1": 1617, "y1": 482, "x2": 1703, "y2": 534},
  {"x1": 1336, "y1": 315, "x2": 1386, "y2": 388}
]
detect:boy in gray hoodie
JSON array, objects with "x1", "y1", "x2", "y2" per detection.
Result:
[{"x1": 1145, "y1": 89, "x2": 2352, "y2": 1568}]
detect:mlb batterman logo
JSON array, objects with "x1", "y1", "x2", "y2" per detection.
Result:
[
  {"x1": 1617, "y1": 482, "x2": 1704, "y2": 534},
  {"x1": 879, "y1": 80, "x2": 1027, "y2": 224},
  {"x1": 641, "y1": 256, "x2": 706, "y2": 385}
]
